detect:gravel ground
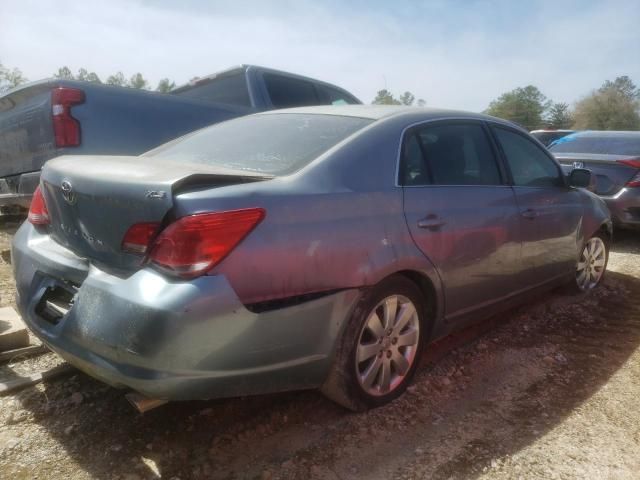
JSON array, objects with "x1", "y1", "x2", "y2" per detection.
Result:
[{"x1": 0, "y1": 221, "x2": 639, "y2": 480}]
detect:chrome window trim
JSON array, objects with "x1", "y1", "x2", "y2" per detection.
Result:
[{"x1": 394, "y1": 116, "x2": 514, "y2": 188}]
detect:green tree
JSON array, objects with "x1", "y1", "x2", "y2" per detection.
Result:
[
  {"x1": 76, "y1": 68, "x2": 101, "y2": 83},
  {"x1": 106, "y1": 71, "x2": 127, "y2": 87},
  {"x1": 128, "y1": 73, "x2": 148, "y2": 90},
  {"x1": 54, "y1": 66, "x2": 74, "y2": 80},
  {"x1": 601, "y1": 76, "x2": 639, "y2": 100},
  {"x1": 417, "y1": 98, "x2": 426, "y2": 107},
  {"x1": 485, "y1": 85, "x2": 551, "y2": 131},
  {"x1": 546, "y1": 102, "x2": 573, "y2": 129},
  {"x1": 156, "y1": 78, "x2": 176, "y2": 93},
  {"x1": 0, "y1": 62, "x2": 27, "y2": 92},
  {"x1": 399, "y1": 91, "x2": 415, "y2": 106},
  {"x1": 372, "y1": 89, "x2": 401, "y2": 105},
  {"x1": 573, "y1": 76, "x2": 640, "y2": 130}
]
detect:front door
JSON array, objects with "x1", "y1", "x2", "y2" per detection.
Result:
[
  {"x1": 490, "y1": 125, "x2": 583, "y2": 286},
  {"x1": 401, "y1": 121, "x2": 522, "y2": 321}
]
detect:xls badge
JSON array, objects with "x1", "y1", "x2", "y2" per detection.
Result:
[{"x1": 60, "y1": 180, "x2": 77, "y2": 205}]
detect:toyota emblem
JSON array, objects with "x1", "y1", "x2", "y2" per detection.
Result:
[{"x1": 61, "y1": 180, "x2": 77, "y2": 205}]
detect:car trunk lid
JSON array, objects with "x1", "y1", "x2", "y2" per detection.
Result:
[
  {"x1": 40, "y1": 155, "x2": 271, "y2": 272},
  {"x1": 554, "y1": 153, "x2": 640, "y2": 196}
]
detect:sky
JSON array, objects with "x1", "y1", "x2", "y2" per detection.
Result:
[{"x1": 1, "y1": 0, "x2": 639, "y2": 111}]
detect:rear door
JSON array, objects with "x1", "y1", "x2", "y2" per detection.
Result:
[
  {"x1": 490, "y1": 125, "x2": 583, "y2": 286},
  {"x1": 401, "y1": 120, "x2": 522, "y2": 320}
]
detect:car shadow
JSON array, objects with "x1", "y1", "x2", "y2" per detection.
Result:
[{"x1": 6, "y1": 261, "x2": 640, "y2": 478}]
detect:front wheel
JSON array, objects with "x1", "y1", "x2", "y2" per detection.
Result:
[
  {"x1": 575, "y1": 233, "x2": 609, "y2": 291},
  {"x1": 321, "y1": 276, "x2": 427, "y2": 411}
]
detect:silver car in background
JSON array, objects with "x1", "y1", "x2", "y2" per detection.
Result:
[
  {"x1": 12, "y1": 106, "x2": 611, "y2": 411},
  {"x1": 550, "y1": 130, "x2": 640, "y2": 229}
]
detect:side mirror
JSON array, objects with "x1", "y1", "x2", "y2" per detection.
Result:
[{"x1": 569, "y1": 168, "x2": 595, "y2": 191}]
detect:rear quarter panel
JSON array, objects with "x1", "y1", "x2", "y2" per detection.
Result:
[{"x1": 172, "y1": 118, "x2": 444, "y2": 314}]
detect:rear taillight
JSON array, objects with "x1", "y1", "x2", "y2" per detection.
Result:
[
  {"x1": 28, "y1": 186, "x2": 50, "y2": 225},
  {"x1": 626, "y1": 173, "x2": 640, "y2": 188},
  {"x1": 126, "y1": 208, "x2": 265, "y2": 278},
  {"x1": 618, "y1": 158, "x2": 640, "y2": 187},
  {"x1": 121, "y1": 222, "x2": 161, "y2": 254},
  {"x1": 52, "y1": 87, "x2": 85, "y2": 147}
]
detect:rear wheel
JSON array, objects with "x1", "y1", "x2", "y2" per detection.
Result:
[
  {"x1": 575, "y1": 233, "x2": 608, "y2": 291},
  {"x1": 321, "y1": 276, "x2": 427, "y2": 411}
]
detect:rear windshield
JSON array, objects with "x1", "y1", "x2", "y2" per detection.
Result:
[
  {"x1": 531, "y1": 131, "x2": 572, "y2": 146},
  {"x1": 549, "y1": 134, "x2": 640, "y2": 156},
  {"x1": 146, "y1": 113, "x2": 373, "y2": 175},
  {"x1": 173, "y1": 73, "x2": 251, "y2": 107}
]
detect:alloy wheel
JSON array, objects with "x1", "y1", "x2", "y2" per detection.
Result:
[
  {"x1": 576, "y1": 237, "x2": 606, "y2": 291},
  {"x1": 355, "y1": 295, "x2": 420, "y2": 396}
]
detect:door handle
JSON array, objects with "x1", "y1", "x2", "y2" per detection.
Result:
[
  {"x1": 418, "y1": 215, "x2": 446, "y2": 230},
  {"x1": 521, "y1": 209, "x2": 538, "y2": 220}
]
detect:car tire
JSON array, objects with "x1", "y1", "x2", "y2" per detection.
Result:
[
  {"x1": 569, "y1": 231, "x2": 609, "y2": 293},
  {"x1": 321, "y1": 275, "x2": 427, "y2": 411}
]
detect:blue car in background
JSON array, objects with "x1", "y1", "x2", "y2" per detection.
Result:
[{"x1": 550, "y1": 130, "x2": 640, "y2": 229}]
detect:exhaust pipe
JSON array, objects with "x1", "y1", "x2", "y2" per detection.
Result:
[{"x1": 125, "y1": 392, "x2": 168, "y2": 413}]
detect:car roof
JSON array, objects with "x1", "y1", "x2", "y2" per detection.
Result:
[
  {"x1": 258, "y1": 104, "x2": 510, "y2": 124},
  {"x1": 565, "y1": 130, "x2": 640, "y2": 138}
]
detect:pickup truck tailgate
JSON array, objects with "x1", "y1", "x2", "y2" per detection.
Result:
[{"x1": 0, "y1": 81, "x2": 56, "y2": 178}]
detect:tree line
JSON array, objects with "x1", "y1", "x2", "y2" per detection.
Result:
[
  {"x1": 373, "y1": 76, "x2": 640, "y2": 131},
  {"x1": 1, "y1": 60, "x2": 638, "y2": 130},
  {"x1": 0, "y1": 62, "x2": 177, "y2": 93}
]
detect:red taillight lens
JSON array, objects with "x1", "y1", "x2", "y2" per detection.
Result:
[
  {"x1": 146, "y1": 208, "x2": 265, "y2": 278},
  {"x1": 28, "y1": 186, "x2": 50, "y2": 225},
  {"x1": 618, "y1": 158, "x2": 640, "y2": 187},
  {"x1": 626, "y1": 173, "x2": 640, "y2": 188},
  {"x1": 51, "y1": 87, "x2": 85, "y2": 147},
  {"x1": 617, "y1": 158, "x2": 640, "y2": 169},
  {"x1": 121, "y1": 222, "x2": 161, "y2": 254}
]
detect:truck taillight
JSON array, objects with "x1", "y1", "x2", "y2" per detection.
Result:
[
  {"x1": 28, "y1": 186, "x2": 50, "y2": 225},
  {"x1": 51, "y1": 87, "x2": 85, "y2": 147},
  {"x1": 617, "y1": 158, "x2": 640, "y2": 187},
  {"x1": 139, "y1": 208, "x2": 265, "y2": 279}
]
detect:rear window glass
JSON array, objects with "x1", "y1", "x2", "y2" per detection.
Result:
[
  {"x1": 316, "y1": 85, "x2": 360, "y2": 106},
  {"x1": 549, "y1": 134, "x2": 640, "y2": 156},
  {"x1": 146, "y1": 114, "x2": 373, "y2": 175},
  {"x1": 174, "y1": 73, "x2": 251, "y2": 107},
  {"x1": 263, "y1": 73, "x2": 319, "y2": 108}
]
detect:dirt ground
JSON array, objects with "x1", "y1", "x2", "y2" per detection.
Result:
[{"x1": 0, "y1": 218, "x2": 639, "y2": 480}]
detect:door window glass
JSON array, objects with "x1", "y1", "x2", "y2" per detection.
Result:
[
  {"x1": 402, "y1": 133, "x2": 429, "y2": 185},
  {"x1": 494, "y1": 127, "x2": 563, "y2": 187},
  {"x1": 400, "y1": 123, "x2": 502, "y2": 186}
]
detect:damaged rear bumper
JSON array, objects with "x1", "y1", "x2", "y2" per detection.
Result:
[{"x1": 12, "y1": 223, "x2": 361, "y2": 400}]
